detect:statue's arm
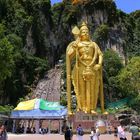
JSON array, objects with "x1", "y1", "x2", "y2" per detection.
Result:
[
  {"x1": 93, "y1": 43, "x2": 103, "y2": 70},
  {"x1": 97, "y1": 46, "x2": 103, "y2": 65},
  {"x1": 67, "y1": 42, "x2": 76, "y2": 59},
  {"x1": 93, "y1": 42, "x2": 103, "y2": 65}
]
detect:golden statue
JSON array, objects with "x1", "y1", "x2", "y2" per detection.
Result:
[{"x1": 66, "y1": 22, "x2": 107, "y2": 115}]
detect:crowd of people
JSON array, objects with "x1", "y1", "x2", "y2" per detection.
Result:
[
  {"x1": 63, "y1": 124, "x2": 100, "y2": 140},
  {"x1": 1, "y1": 120, "x2": 140, "y2": 140},
  {"x1": 63, "y1": 121, "x2": 140, "y2": 140},
  {"x1": 15, "y1": 125, "x2": 49, "y2": 134},
  {"x1": 107, "y1": 120, "x2": 140, "y2": 140}
]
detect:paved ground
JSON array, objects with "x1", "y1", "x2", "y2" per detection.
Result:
[{"x1": 8, "y1": 133, "x2": 132, "y2": 140}]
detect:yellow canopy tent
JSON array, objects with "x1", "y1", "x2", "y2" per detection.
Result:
[{"x1": 14, "y1": 99, "x2": 36, "y2": 110}]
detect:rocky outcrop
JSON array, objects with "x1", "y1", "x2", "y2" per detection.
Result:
[
  {"x1": 51, "y1": 0, "x2": 127, "y2": 64},
  {"x1": 111, "y1": 109, "x2": 140, "y2": 126},
  {"x1": 34, "y1": 66, "x2": 62, "y2": 101},
  {"x1": 23, "y1": 0, "x2": 127, "y2": 68}
]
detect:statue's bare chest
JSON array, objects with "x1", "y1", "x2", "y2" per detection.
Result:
[{"x1": 78, "y1": 42, "x2": 94, "y2": 56}]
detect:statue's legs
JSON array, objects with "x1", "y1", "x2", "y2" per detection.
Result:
[
  {"x1": 76, "y1": 68, "x2": 82, "y2": 111},
  {"x1": 72, "y1": 66, "x2": 87, "y2": 112},
  {"x1": 90, "y1": 74, "x2": 96, "y2": 113},
  {"x1": 94, "y1": 71, "x2": 100, "y2": 110},
  {"x1": 90, "y1": 71, "x2": 99, "y2": 115},
  {"x1": 79, "y1": 72, "x2": 86, "y2": 112},
  {"x1": 85, "y1": 80, "x2": 90, "y2": 113}
]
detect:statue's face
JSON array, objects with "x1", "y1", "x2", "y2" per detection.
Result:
[{"x1": 80, "y1": 29, "x2": 89, "y2": 41}]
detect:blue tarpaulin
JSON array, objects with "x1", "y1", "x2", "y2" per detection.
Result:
[{"x1": 11, "y1": 108, "x2": 67, "y2": 119}]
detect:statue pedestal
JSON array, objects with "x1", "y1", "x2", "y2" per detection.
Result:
[
  {"x1": 74, "y1": 111, "x2": 108, "y2": 121},
  {"x1": 67, "y1": 111, "x2": 118, "y2": 133}
]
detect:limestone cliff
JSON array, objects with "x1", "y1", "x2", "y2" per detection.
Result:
[
  {"x1": 24, "y1": 0, "x2": 127, "y2": 67},
  {"x1": 51, "y1": 0, "x2": 127, "y2": 64}
]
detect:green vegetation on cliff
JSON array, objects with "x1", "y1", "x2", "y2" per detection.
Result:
[{"x1": 0, "y1": 0, "x2": 139, "y2": 113}]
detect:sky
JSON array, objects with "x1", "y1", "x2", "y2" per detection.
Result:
[{"x1": 51, "y1": 0, "x2": 140, "y2": 14}]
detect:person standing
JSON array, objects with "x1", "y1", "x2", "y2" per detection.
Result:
[
  {"x1": 90, "y1": 127, "x2": 94, "y2": 140},
  {"x1": 69, "y1": 127, "x2": 73, "y2": 140},
  {"x1": 90, "y1": 127, "x2": 99, "y2": 140},
  {"x1": 0, "y1": 124, "x2": 8, "y2": 140},
  {"x1": 129, "y1": 121, "x2": 140, "y2": 140},
  {"x1": 77, "y1": 124, "x2": 84, "y2": 140},
  {"x1": 117, "y1": 122, "x2": 127, "y2": 140},
  {"x1": 114, "y1": 127, "x2": 118, "y2": 140},
  {"x1": 96, "y1": 127, "x2": 100, "y2": 136},
  {"x1": 64, "y1": 126, "x2": 71, "y2": 140}
]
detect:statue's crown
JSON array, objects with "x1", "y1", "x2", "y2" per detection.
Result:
[{"x1": 80, "y1": 22, "x2": 88, "y2": 31}]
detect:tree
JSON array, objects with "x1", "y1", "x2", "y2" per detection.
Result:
[
  {"x1": 118, "y1": 56, "x2": 140, "y2": 94},
  {"x1": 104, "y1": 49, "x2": 123, "y2": 77},
  {"x1": 117, "y1": 56, "x2": 140, "y2": 113},
  {"x1": 93, "y1": 24, "x2": 109, "y2": 50},
  {"x1": 103, "y1": 49, "x2": 124, "y2": 102},
  {"x1": 0, "y1": 24, "x2": 15, "y2": 82},
  {"x1": 126, "y1": 11, "x2": 140, "y2": 58}
]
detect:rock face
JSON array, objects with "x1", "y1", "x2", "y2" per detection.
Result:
[
  {"x1": 24, "y1": 0, "x2": 127, "y2": 68},
  {"x1": 116, "y1": 110, "x2": 140, "y2": 126},
  {"x1": 23, "y1": 0, "x2": 127, "y2": 101},
  {"x1": 34, "y1": 66, "x2": 62, "y2": 101},
  {"x1": 50, "y1": 0, "x2": 126, "y2": 64}
]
